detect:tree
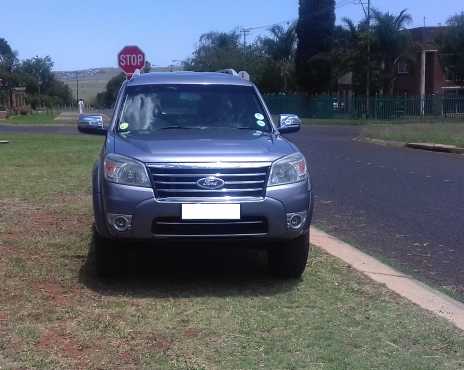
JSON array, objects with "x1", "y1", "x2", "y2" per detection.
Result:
[
  {"x1": 184, "y1": 28, "x2": 299, "y2": 93},
  {"x1": 258, "y1": 23, "x2": 297, "y2": 92},
  {"x1": 296, "y1": 0, "x2": 336, "y2": 94},
  {"x1": 329, "y1": 21, "x2": 365, "y2": 93},
  {"x1": 0, "y1": 38, "x2": 18, "y2": 108},
  {"x1": 18, "y1": 56, "x2": 54, "y2": 95},
  {"x1": 17, "y1": 55, "x2": 72, "y2": 107},
  {"x1": 371, "y1": 9, "x2": 412, "y2": 95},
  {"x1": 0, "y1": 38, "x2": 72, "y2": 109},
  {"x1": 0, "y1": 38, "x2": 17, "y2": 72},
  {"x1": 45, "y1": 78, "x2": 73, "y2": 106},
  {"x1": 332, "y1": 17, "x2": 381, "y2": 95},
  {"x1": 183, "y1": 30, "x2": 275, "y2": 90},
  {"x1": 96, "y1": 73, "x2": 126, "y2": 108},
  {"x1": 334, "y1": 9, "x2": 412, "y2": 96},
  {"x1": 183, "y1": 31, "x2": 244, "y2": 72},
  {"x1": 438, "y1": 12, "x2": 464, "y2": 82}
]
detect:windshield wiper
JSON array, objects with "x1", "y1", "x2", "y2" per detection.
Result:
[
  {"x1": 235, "y1": 126, "x2": 265, "y2": 131},
  {"x1": 158, "y1": 126, "x2": 195, "y2": 130}
]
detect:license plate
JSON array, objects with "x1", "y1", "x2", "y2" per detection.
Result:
[{"x1": 182, "y1": 204, "x2": 240, "y2": 220}]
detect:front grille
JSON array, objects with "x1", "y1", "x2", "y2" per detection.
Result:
[
  {"x1": 152, "y1": 217, "x2": 268, "y2": 237},
  {"x1": 148, "y1": 163, "x2": 270, "y2": 200}
]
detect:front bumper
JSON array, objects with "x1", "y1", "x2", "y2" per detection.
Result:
[{"x1": 96, "y1": 179, "x2": 313, "y2": 241}]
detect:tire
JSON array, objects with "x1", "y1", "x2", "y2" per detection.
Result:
[
  {"x1": 268, "y1": 233, "x2": 310, "y2": 279},
  {"x1": 93, "y1": 228, "x2": 124, "y2": 278}
]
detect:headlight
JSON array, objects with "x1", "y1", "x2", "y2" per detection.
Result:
[
  {"x1": 268, "y1": 153, "x2": 308, "y2": 186},
  {"x1": 103, "y1": 153, "x2": 151, "y2": 188}
]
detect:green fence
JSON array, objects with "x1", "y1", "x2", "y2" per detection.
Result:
[{"x1": 264, "y1": 95, "x2": 464, "y2": 121}]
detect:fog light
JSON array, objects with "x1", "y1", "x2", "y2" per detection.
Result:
[
  {"x1": 107, "y1": 213, "x2": 133, "y2": 232},
  {"x1": 287, "y1": 211, "x2": 307, "y2": 230}
]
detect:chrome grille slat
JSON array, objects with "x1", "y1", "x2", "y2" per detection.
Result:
[
  {"x1": 152, "y1": 217, "x2": 268, "y2": 237},
  {"x1": 155, "y1": 188, "x2": 264, "y2": 193},
  {"x1": 154, "y1": 180, "x2": 265, "y2": 185},
  {"x1": 156, "y1": 220, "x2": 264, "y2": 225},
  {"x1": 148, "y1": 163, "x2": 270, "y2": 200},
  {"x1": 226, "y1": 180, "x2": 265, "y2": 185},
  {"x1": 152, "y1": 172, "x2": 267, "y2": 178},
  {"x1": 154, "y1": 181, "x2": 198, "y2": 185},
  {"x1": 153, "y1": 233, "x2": 268, "y2": 238}
]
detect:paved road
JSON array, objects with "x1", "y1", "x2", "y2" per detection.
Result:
[
  {"x1": 0, "y1": 124, "x2": 78, "y2": 135},
  {"x1": 2, "y1": 123, "x2": 464, "y2": 294},
  {"x1": 286, "y1": 126, "x2": 464, "y2": 294}
]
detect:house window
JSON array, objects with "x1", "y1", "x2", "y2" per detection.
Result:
[
  {"x1": 397, "y1": 60, "x2": 409, "y2": 74},
  {"x1": 445, "y1": 67, "x2": 456, "y2": 82},
  {"x1": 444, "y1": 67, "x2": 464, "y2": 82}
]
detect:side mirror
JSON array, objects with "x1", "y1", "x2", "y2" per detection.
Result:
[
  {"x1": 278, "y1": 114, "x2": 302, "y2": 134},
  {"x1": 78, "y1": 114, "x2": 107, "y2": 135}
]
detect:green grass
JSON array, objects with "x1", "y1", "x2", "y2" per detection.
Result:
[
  {"x1": 0, "y1": 134, "x2": 103, "y2": 200},
  {"x1": 1, "y1": 133, "x2": 464, "y2": 369},
  {"x1": 361, "y1": 123, "x2": 464, "y2": 147},
  {"x1": 3, "y1": 113, "x2": 58, "y2": 124},
  {"x1": 301, "y1": 118, "x2": 367, "y2": 125}
]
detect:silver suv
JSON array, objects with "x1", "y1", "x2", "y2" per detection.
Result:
[{"x1": 79, "y1": 72, "x2": 313, "y2": 278}]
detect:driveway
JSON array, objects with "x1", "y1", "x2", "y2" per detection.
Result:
[{"x1": 286, "y1": 126, "x2": 464, "y2": 294}]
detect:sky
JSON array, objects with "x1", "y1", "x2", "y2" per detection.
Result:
[{"x1": 2, "y1": 0, "x2": 461, "y2": 71}]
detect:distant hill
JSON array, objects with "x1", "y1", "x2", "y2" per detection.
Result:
[
  {"x1": 54, "y1": 66, "x2": 182, "y2": 104},
  {"x1": 54, "y1": 67, "x2": 120, "y2": 104},
  {"x1": 54, "y1": 67, "x2": 121, "y2": 81}
]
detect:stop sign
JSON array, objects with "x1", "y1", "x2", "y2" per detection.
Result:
[{"x1": 118, "y1": 46, "x2": 145, "y2": 76}]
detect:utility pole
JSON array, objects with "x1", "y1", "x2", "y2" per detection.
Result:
[
  {"x1": 76, "y1": 71, "x2": 79, "y2": 104},
  {"x1": 37, "y1": 76, "x2": 42, "y2": 108},
  {"x1": 359, "y1": 0, "x2": 372, "y2": 118},
  {"x1": 366, "y1": 0, "x2": 371, "y2": 118},
  {"x1": 240, "y1": 28, "x2": 251, "y2": 51}
]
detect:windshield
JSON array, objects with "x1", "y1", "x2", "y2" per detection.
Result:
[{"x1": 117, "y1": 84, "x2": 272, "y2": 133}]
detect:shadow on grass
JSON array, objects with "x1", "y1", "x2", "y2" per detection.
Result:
[{"x1": 79, "y1": 232, "x2": 299, "y2": 299}]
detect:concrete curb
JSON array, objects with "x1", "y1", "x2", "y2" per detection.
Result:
[
  {"x1": 355, "y1": 136, "x2": 464, "y2": 155},
  {"x1": 310, "y1": 226, "x2": 464, "y2": 331},
  {"x1": 354, "y1": 136, "x2": 405, "y2": 148},
  {"x1": 406, "y1": 142, "x2": 464, "y2": 154}
]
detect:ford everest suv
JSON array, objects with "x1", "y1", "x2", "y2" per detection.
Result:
[{"x1": 79, "y1": 72, "x2": 313, "y2": 278}]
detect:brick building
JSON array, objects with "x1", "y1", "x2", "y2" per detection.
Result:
[
  {"x1": 0, "y1": 80, "x2": 27, "y2": 115},
  {"x1": 394, "y1": 27, "x2": 464, "y2": 97}
]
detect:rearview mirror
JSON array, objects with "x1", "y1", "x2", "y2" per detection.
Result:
[
  {"x1": 78, "y1": 114, "x2": 107, "y2": 135},
  {"x1": 278, "y1": 114, "x2": 302, "y2": 134}
]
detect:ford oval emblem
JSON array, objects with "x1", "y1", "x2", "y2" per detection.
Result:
[{"x1": 197, "y1": 176, "x2": 225, "y2": 190}]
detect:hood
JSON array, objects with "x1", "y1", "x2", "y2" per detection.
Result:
[{"x1": 112, "y1": 128, "x2": 295, "y2": 163}]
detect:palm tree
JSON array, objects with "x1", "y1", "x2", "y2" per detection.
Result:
[
  {"x1": 333, "y1": 18, "x2": 364, "y2": 80},
  {"x1": 330, "y1": 18, "x2": 370, "y2": 95},
  {"x1": 0, "y1": 38, "x2": 17, "y2": 71},
  {"x1": 0, "y1": 38, "x2": 18, "y2": 110},
  {"x1": 438, "y1": 12, "x2": 464, "y2": 82},
  {"x1": 260, "y1": 23, "x2": 297, "y2": 92},
  {"x1": 371, "y1": 9, "x2": 413, "y2": 95}
]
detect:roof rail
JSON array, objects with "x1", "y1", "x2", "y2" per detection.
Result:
[
  {"x1": 216, "y1": 69, "x2": 251, "y2": 81},
  {"x1": 238, "y1": 71, "x2": 250, "y2": 81},
  {"x1": 130, "y1": 69, "x2": 142, "y2": 79},
  {"x1": 216, "y1": 69, "x2": 239, "y2": 76}
]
